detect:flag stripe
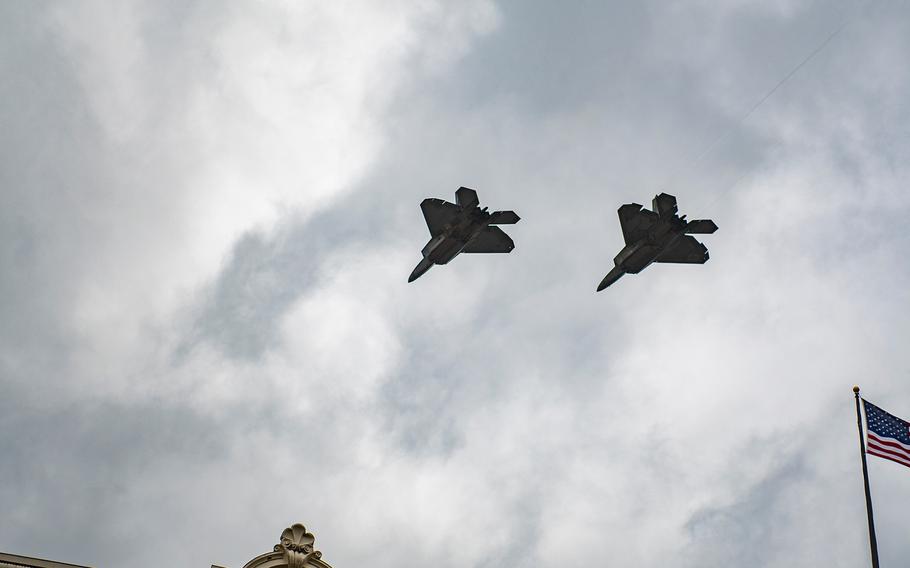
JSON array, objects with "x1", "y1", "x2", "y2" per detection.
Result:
[
  {"x1": 867, "y1": 447, "x2": 910, "y2": 469},
  {"x1": 867, "y1": 440, "x2": 910, "y2": 464},
  {"x1": 868, "y1": 432, "x2": 910, "y2": 456}
]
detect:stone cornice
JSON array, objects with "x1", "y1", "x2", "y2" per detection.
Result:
[{"x1": 0, "y1": 553, "x2": 92, "y2": 568}]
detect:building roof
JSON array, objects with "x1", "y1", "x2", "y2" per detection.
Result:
[{"x1": 0, "y1": 552, "x2": 92, "y2": 568}]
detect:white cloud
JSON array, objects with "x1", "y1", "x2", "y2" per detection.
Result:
[
  {"x1": 10, "y1": 0, "x2": 500, "y2": 401},
  {"x1": 4, "y1": 1, "x2": 910, "y2": 567}
]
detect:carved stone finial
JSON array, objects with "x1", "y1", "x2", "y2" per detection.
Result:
[{"x1": 277, "y1": 524, "x2": 323, "y2": 568}]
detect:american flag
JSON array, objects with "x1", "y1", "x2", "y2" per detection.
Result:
[{"x1": 864, "y1": 399, "x2": 910, "y2": 470}]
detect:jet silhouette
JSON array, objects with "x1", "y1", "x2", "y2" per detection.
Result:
[
  {"x1": 409, "y1": 187, "x2": 520, "y2": 282},
  {"x1": 598, "y1": 193, "x2": 717, "y2": 291}
]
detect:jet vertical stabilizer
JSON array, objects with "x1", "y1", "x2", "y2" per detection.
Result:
[
  {"x1": 652, "y1": 193, "x2": 678, "y2": 218},
  {"x1": 455, "y1": 187, "x2": 479, "y2": 208}
]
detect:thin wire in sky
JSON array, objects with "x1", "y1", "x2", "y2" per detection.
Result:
[
  {"x1": 693, "y1": 21, "x2": 847, "y2": 171},
  {"x1": 697, "y1": 0, "x2": 890, "y2": 212},
  {"x1": 660, "y1": 9, "x2": 855, "y2": 197}
]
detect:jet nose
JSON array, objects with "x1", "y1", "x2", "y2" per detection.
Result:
[
  {"x1": 597, "y1": 266, "x2": 625, "y2": 291},
  {"x1": 408, "y1": 258, "x2": 434, "y2": 282}
]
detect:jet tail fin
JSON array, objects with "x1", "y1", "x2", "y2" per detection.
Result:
[
  {"x1": 488, "y1": 210, "x2": 520, "y2": 224},
  {"x1": 455, "y1": 187, "x2": 479, "y2": 208},
  {"x1": 685, "y1": 219, "x2": 718, "y2": 234},
  {"x1": 597, "y1": 266, "x2": 625, "y2": 291},
  {"x1": 652, "y1": 193, "x2": 678, "y2": 218}
]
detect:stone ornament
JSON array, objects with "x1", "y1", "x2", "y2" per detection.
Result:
[
  {"x1": 240, "y1": 523, "x2": 332, "y2": 568},
  {"x1": 275, "y1": 524, "x2": 323, "y2": 568}
]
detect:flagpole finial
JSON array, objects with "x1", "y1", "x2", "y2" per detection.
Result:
[{"x1": 853, "y1": 385, "x2": 860, "y2": 394}]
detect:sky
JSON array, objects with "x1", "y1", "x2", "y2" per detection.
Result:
[{"x1": 2, "y1": 1, "x2": 910, "y2": 567}]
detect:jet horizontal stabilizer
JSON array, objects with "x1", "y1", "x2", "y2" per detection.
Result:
[
  {"x1": 488, "y1": 210, "x2": 520, "y2": 224},
  {"x1": 685, "y1": 219, "x2": 718, "y2": 234}
]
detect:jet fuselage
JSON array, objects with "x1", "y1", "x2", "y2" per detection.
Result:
[
  {"x1": 422, "y1": 207, "x2": 492, "y2": 265},
  {"x1": 614, "y1": 216, "x2": 687, "y2": 274}
]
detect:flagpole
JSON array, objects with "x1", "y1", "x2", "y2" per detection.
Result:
[{"x1": 854, "y1": 385, "x2": 880, "y2": 568}]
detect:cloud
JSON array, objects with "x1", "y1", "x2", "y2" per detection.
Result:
[{"x1": 3, "y1": 1, "x2": 910, "y2": 568}]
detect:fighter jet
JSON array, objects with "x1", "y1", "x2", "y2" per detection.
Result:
[
  {"x1": 597, "y1": 193, "x2": 717, "y2": 291},
  {"x1": 409, "y1": 186, "x2": 520, "y2": 282}
]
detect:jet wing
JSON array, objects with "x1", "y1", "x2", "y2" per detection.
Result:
[
  {"x1": 654, "y1": 235, "x2": 709, "y2": 264},
  {"x1": 462, "y1": 226, "x2": 515, "y2": 253},
  {"x1": 421, "y1": 198, "x2": 460, "y2": 236},
  {"x1": 618, "y1": 203, "x2": 658, "y2": 245}
]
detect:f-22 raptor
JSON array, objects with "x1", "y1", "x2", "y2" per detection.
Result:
[
  {"x1": 409, "y1": 187, "x2": 520, "y2": 282},
  {"x1": 597, "y1": 193, "x2": 717, "y2": 291}
]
